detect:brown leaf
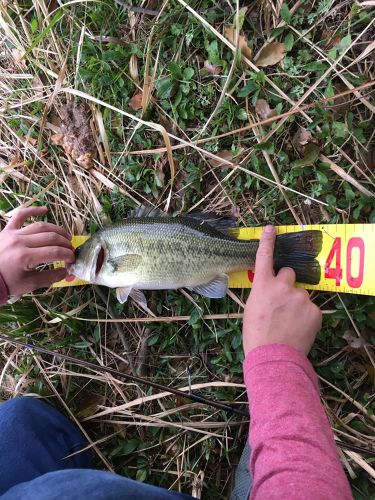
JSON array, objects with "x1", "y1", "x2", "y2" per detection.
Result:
[
  {"x1": 325, "y1": 82, "x2": 351, "y2": 117},
  {"x1": 129, "y1": 91, "x2": 143, "y2": 111},
  {"x1": 203, "y1": 60, "x2": 221, "y2": 75},
  {"x1": 254, "y1": 42, "x2": 285, "y2": 67},
  {"x1": 365, "y1": 365, "x2": 375, "y2": 386},
  {"x1": 356, "y1": 150, "x2": 375, "y2": 177},
  {"x1": 76, "y1": 392, "x2": 106, "y2": 418},
  {"x1": 50, "y1": 133, "x2": 64, "y2": 146},
  {"x1": 208, "y1": 150, "x2": 234, "y2": 168},
  {"x1": 129, "y1": 55, "x2": 139, "y2": 84},
  {"x1": 225, "y1": 27, "x2": 253, "y2": 60},
  {"x1": 255, "y1": 99, "x2": 277, "y2": 119},
  {"x1": 53, "y1": 104, "x2": 96, "y2": 169},
  {"x1": 322, "y1": 29, "x2": 342, "y2": 50},
  {"x1": 11, "y1": 48, "x2": 27, "y2": 69},
  {"x1": 31, "y1": 76, "x2": 44, "y2": 99},
  {"x1": 47, "y1": 0, "x2": 59, "y2": 12},
  {"x1": 292, "y1": 127, "x2": 313, "y2": 153}
]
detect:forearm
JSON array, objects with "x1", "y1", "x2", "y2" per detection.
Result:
[
  {"x1": 244, "y1": 344, "x2": 352, "y2": 500},
  {"x1": 0, "y1": 273, "x2": 8, "y2": 306}
]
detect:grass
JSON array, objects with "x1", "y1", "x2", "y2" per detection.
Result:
[{"x1": 0, "y1": 0, "x2": 375, "y2": 497}]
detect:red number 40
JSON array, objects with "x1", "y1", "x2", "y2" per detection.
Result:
[{"x1": 324, "y1": 237, "x2": 365, "y2": 288}]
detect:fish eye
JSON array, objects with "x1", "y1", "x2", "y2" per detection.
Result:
[{"x1": 74, "y1": 246, "x2": 82, "y2": 259}]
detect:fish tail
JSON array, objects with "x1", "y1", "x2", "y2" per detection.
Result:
[{"x1": 274, "y1": 230, "x2": 323, "y2": 285}]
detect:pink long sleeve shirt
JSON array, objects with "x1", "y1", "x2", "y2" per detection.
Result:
[{"x1": 243, "y1": 344, "x2": 352, "y2": 499}]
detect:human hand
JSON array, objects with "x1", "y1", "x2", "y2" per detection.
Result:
[
  {"x1": 0, "y1": 206, "x2": 74, "y2": 297},
  {"x1": 243, "y1": 226, "x2": 322, "y2": 357}
]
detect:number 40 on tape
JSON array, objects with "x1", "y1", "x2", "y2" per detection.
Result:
[{"x1": 228, "y1": 224, "x2": 375, "y2": 296}]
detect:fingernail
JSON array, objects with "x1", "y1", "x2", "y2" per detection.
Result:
[{"x1": 264, "y1": 225, "x2": 275, "y2": 234}]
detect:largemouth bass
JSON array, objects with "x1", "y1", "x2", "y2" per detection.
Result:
[{"x1": 68, "y1": 207, "x2": 322, "y2": 306}]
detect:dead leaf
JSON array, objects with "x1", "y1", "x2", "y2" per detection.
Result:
[
  {"x1": 224, "y1": 27, "x2": 253, "y2": 60},
  {"x1": 231, "y1": 204, "x2": 241, "y2": 218},
  {"x1": 47, "y1": 0, "x2": 59, "y2": 12},
  {"x1": 291, "y1": 142, "x2": 320, "y2": 168},
  {"x1": 292, "y1": 127, "x2": 313, "y2": 153},
  {"x1": 356, "y1": 149, "x2": 375, "y2": 177},
  {"x1": 365, "y1": 364, "x2": 375, "y2": 386},
  {"x1": 76, "y1": 392, "x2": 106, "y2": 418},
  {"x1": 207, "y1": 148, "x2": 244, "y2": 168},
  {"x1": 322, "y1": 29, "x2": 342, "y2": 50},
  {"x1": 254, "y1": 42, "x2": 285, "y2": 67},
  {"x1": 129, "y1": 91, "x2": 143, "y2": 111},
  {"x1": 53, "y1": 104, "x2": 96, "y2": 169},
  {"x1": 326, "y1": 82, "x2": 351, "y2": 117},
  {"x1": 51, "y1": 133, "x2": 64, "y2": 146},
  {"x1": 11, "y1": 48, "x2": 27, "y2": 69},
  {"x1": 129, "y1": 54, "x2": 139, "y2": 84},
  {"x1": 31, "y1": 76, "x2": 44, "y2": 99},
  {"x1": 255, "y1": 99, "x2": 277, "y2": 119},
  {"x1": 155, "y1": 156, "x2": 167, "y2": 186},
  {"x1": 208, "y1": 150, "x2": 234, "y2": 168},
  {"x1": 343, "y1": 330, "x2": 366, "y2": 349},
  {"x1": 203, "y1": 60, "x2": 221, "y2": 75}
]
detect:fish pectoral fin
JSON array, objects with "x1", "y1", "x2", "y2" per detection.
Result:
[
  {"x1": 116, "y1": 286, "x2": 148, "y2": 309},
  {"x1": 110, "y1": 254, "x2": 142, "y2": 273},
  {"x1": 129, "y1": 289, "x2": 147, "y2": 309},
  {"x1": 116, "y1": 286, "x2": 133, "y2": 304},
  {"x1": 188, "y1": 273, "x2": 228, "y2": 299}
]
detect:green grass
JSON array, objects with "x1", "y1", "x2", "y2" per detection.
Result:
[{"x1": 1, "y1": 0, "x2": 375, "y2": 497}]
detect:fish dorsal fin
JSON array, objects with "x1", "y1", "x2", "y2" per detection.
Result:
[
  {"x1": 188, "y1": 273, "x2": 228, "y2": 298},
  {"x1": 110, "y1": 254, "x2": 142, "y2": 273},
  {"x1": 183, "y1": 212, "x2": 239, "y2": 238},
  {"x1": 129, "y1": 205, "x2": 167, "y2": 218}
]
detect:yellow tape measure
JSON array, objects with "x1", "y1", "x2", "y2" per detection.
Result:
[{"x1": 53, "y1": 224, "x2": 375, "y2": 296}]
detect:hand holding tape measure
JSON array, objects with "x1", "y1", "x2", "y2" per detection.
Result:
[{"x1": 54, "y1": 224, "x2": 374, "y2": 296}]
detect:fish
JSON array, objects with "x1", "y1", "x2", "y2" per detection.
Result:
[{"x1": 68, "y1": 206, "x2": 323, "y2": 307}]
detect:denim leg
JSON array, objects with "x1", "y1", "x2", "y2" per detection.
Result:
[
  {"x1": 230, "y1": 441, "x2": 252, "y2": 500},
  {"x1": 0, "y1": 397, "x2": 92, "y2": 495},
  {"x1": 2, "y1": 469, "x2": 195, "y2": 500}
]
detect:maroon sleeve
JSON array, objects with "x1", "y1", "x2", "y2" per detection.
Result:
[
  {"x1": 0, "y1": 272, "x2": 9, "y2": 305},
  {"x1": 243, "y1": 344, "x2": 352, "y2": 500}
]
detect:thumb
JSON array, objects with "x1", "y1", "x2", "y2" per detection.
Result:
[{"x1": 254, "y1": 225, "x2": 276, "y2": 282}]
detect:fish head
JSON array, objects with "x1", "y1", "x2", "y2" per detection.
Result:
[{"x1": 68, "y1": 235, "x2": 106, "y2": 283}]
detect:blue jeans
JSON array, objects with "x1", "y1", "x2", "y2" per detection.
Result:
[{"x1": 0, "y1": 397, "x2": 194, "y2": 499}]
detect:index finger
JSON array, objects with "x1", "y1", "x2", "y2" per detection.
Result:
[
  {"x1": 253, "y1": 225, "x2": 276, "y2": 283},
  {"x1": 19, "y1": 221, "x2": 71, "y2": 241},
  {"x1": 6, "y1": 206, "x2": 48, "y2": 230}
]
